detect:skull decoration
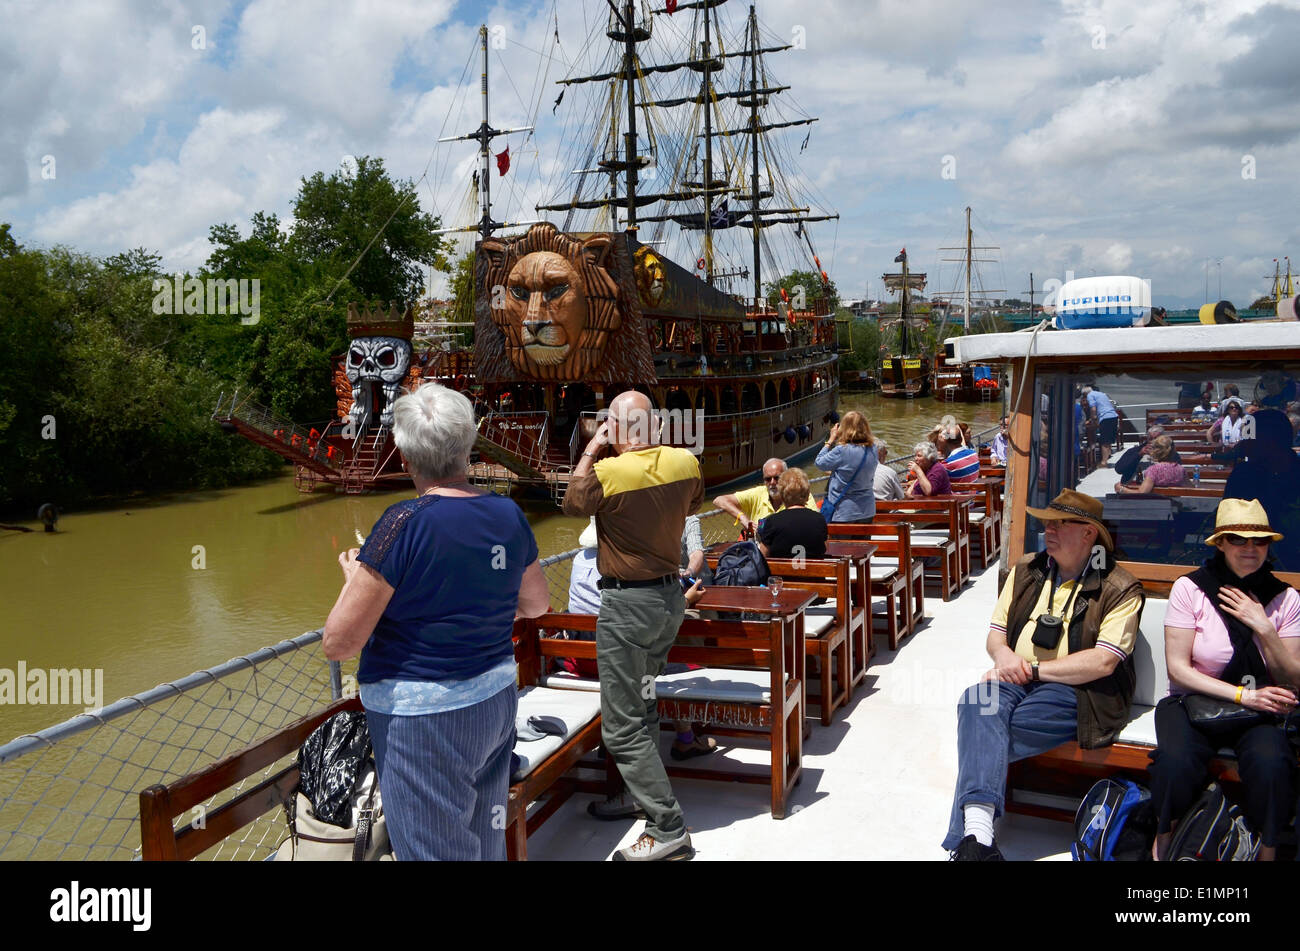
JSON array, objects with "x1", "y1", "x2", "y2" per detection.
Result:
[{"x1": 346, "y1": 335, "x2": 411, "y2": 429}]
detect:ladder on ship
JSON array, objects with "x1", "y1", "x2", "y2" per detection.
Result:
[{"x1": 341, "y1": 426, "x2": 390, "y2": 495}]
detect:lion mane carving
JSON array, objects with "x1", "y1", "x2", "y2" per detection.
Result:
[{"x1": 478, "y1": 223, "x2": 622, "y2": 381}]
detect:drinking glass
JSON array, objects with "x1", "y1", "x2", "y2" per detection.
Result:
[{"x1": 767, "y1": 576, "x2": 784, "y2": 605}]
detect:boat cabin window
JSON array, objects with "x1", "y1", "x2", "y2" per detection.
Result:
[{"x1": 1028, "y1": 362, "x2": 1300, "y2": 571}]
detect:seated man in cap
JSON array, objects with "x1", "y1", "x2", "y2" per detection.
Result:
[{"x1": 944, "y1": 489, "x2": 1145, "y2": 860}]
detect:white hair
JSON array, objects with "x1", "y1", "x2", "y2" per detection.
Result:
[
  {"x1": 913, "y1": 442, "x2": 940, "y2": 465},
  {"x1": 392, "y1": 382, "x2": 477, "y2": 481}
]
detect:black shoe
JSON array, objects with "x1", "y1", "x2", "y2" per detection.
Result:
[{"x1": 949, "y1": 834, "x2": 1005, "y2": 861}]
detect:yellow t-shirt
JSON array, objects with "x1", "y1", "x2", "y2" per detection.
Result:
[
  {"x1": 732, "y1": 484, "x2": 783, "y2": 526},
  {"x1": 989, "y1": 565, "x2": 1141, "y2": 664}
]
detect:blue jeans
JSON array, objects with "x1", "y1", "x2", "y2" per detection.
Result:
[
  {"x1": 941, "y1": 681, "x2": 1078, "y2": 851},
  {"x1": 367, "y1": 685, "x2": 517, "y2": 861}
]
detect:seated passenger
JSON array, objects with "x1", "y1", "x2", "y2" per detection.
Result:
[
  {"x1": 1149, "y1": 499, "x2": 1300, "y2": 860},
  {"x1": 1114, "y1": 435, "x2": 1185, "y2": 494},
  {"x1": 758, "y1": 468, "x2": 827, "y2": 559},
  {"x1": 714, "y1": 457, "x2": 786, "y2": 538},
  {"x1": 945, "y1": 490, "x2": 1143, "y2": 860},
  {"x1": 907, "y1": 441, "x2": 951, "y2": 497},
  {"x1": 941, "y1": 427, "x2": 980, "y2": 483},
  {"x1": 872, "y1": 438, "x2": 906, "y2": 501},
  {"x1": 990, "y1": 417, "x2": 1010, "y2": 466},
  {"x1": 1208, "y1": 397, "x2": 1247, "y2": 448}
]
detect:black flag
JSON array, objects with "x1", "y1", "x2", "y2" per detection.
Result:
[
  {"x1": 894, "y1": 248, "x2": 907, "y2": 263},
  {"x1": 553, "y1": 89, "x2": 564, "y2": 113},
  {"x1": 800, "y1": 130, "x2": 811, "y2": 152}
]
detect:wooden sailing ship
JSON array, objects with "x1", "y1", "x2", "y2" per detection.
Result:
[
  {"x1": 877, "y1": 248, "x2": 931, "y2": 398},
  {"x1": 214, "y1": 2, "x2": 842, "y2": 500}
]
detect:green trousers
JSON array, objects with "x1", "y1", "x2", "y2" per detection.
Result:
[{"x1": 596, "y1": 580, "x2": 688, "y2": 840}]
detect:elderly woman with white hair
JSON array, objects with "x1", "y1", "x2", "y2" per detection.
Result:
[
  {"x1": 324, "y1": 382, "x2": 550, "y2": 861},
  {"x1": 906, "y1": 440, "x2": 951, "y2": 497}
]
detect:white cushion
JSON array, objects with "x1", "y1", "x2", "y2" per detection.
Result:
[
  {"x1": 968, "y1": 512, "x2": 985, "y2": 523},
  {"x1": 804, "y1": 613, "x2": 837, "y2": 637},
  {"x1": 1131, "y1": 599, "x2": 1169, "y2": 708},
  {"x1": 511, "y1": 686, "x2": 602, "y2": 780},
  {"x1": 1117, "y1": 703, "x2": 1158, "y2": 746},
  {"x1": 543, "y1": 667, "x2": 775, "y2": 704},
  {"x1": 654, "y1": 667, "x2": 774, "y2": 703}
]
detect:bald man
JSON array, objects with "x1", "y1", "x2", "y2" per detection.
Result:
[
  {"x1": 562, "y1": 391, "x2": 703, "y2": 861},
  {"x1": 714, "y1": 457, "x2": 787, "y2": 537}
]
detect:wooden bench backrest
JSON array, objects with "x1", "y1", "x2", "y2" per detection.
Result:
[
  {"x1": 139, "y1": 695, "x2": 363, "y2": 861},
  {"x1": 826, "y1": 522, "x2": 913, "y2": 565}
]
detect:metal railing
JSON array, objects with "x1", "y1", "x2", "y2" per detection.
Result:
[
  {"x1": 0, "y1": 632, "x2": 358, "y2": 861},
  {"x1": 213, "y1": 390, "x2": 337, "y2": 470}
]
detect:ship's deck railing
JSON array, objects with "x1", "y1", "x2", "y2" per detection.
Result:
[
  {"x1": 0, "y1": 426, "x2": 995, "y2": 862},
  {"x1": 212, "y1": 390, "x2": 336, "y2": 469}
]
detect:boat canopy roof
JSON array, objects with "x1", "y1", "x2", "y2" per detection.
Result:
[{"x1": 947, "y1": 322, "x2": 1300, "y2": 365}]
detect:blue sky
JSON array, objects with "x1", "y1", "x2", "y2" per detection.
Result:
[{"x1": 2, "y1": 0, "x2": 1298, "y2": 309}]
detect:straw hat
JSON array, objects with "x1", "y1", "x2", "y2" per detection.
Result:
[
  {"x1": 1205, "y1": 498, "x2": 1283, "y2": 545},
  {"x1": 1026, "y1": 488, "x2": 1114, "y2": 551},
  {"x1": 578, "y1": 516, "x2": 598, "y2": 550}
]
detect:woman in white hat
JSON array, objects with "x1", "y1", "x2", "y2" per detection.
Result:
[{"x1": 1149, "y1": 498, "x2": 1300, "y2": 859}]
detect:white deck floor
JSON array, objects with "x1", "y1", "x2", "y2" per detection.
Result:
[{"x1": 528, "y1": 561, "x2": 1077, "y2": 861}]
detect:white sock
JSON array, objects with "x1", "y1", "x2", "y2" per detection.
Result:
[{"x1": 963, "y1": 803, "x2": 996, "y2": 846}]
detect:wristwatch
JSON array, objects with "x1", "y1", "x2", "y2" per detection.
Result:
[{"x1": 1031, "y1": 660, "x2": 1041, "y2": 682}]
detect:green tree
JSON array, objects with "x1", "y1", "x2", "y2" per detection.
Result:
[
  {"x1": 290, "y1": 155, "x2": 447, "y2": 303},
  {"x1": 764, "y1": 269, "x2": 840, "y2": 311}
]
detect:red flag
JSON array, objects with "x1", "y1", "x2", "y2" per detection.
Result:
[
  {"x1": 666, "y1": 0, "x2": 678, "y2": 12},
  {"x1": 496, "y1": 147, "x2": 510, "y2": 177}
]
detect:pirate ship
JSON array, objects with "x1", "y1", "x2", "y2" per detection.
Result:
[
  {"x1": 877, "y1": 248, "x2": 931, "y2": 398},
  {"x1": 214, "y1": 2, "x2": 841, "y2": 501}
]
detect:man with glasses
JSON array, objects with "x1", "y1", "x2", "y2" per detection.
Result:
[
  {"x1": 713, "y1": 458, "x2": 787, "y2": 538},
  {"x1": 945, "y1": 489, "x2": 1145, "y2": 860}
]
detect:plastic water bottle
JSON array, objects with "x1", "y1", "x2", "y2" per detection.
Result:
[{"x1": 1192, "y1": 465, "x2": 1201, "y2": 486}]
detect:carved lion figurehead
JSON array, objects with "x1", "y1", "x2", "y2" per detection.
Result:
[{"x1": 481, "y1": 224, "x2": 621, "y2": 381}]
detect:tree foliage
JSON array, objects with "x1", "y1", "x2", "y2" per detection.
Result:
[
  {"x1": 764, "y1": 269, "x2": 840, "y2": 311},
  {"x1": 0, "y1": 153, "x2": 454, "y2": 517}
]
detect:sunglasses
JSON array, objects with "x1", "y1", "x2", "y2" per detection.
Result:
[
  {"x1": 763, "y1": 475, "x2": 782, "y2": 483},
  {"x1": 1223, "y1": 535, "x2": 1270, "y2": 548}
]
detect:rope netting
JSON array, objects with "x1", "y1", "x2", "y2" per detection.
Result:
[{"x1": 0, "y1": 632, "x2": 357, "y2": 862}]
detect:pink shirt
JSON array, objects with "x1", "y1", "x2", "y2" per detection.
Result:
[{"x1": 1164, "y1": 576, "x2": 1300, "y2": 693}]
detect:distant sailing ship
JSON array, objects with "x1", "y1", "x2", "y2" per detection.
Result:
[
  {"x1": 877, "y1": 248, "x2": 931, "y2": 398},
  {"x1": 215, "y1": 2, "x2": 842, "y2": 501},
  {"x1": 929, "y1": 206, "x2": 1003, "y2": 402}
]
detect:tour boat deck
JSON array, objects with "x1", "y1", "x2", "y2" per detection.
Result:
[{"x1": 527, "y1": 561, "x2": 1075, "y2": 861}]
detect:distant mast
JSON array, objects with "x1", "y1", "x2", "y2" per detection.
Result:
[{"x1": 436, "y1": 25, "x2": 536, "y2": 241}]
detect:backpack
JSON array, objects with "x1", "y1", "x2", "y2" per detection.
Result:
[
  {"x1": 712, "y1": 540, "x2": 770, "y2": 588},
  {"x1": 1165, "y1": 781, "x2": 1260, "y2": 861},
  {"x1": 1071, "y1": 778, "x2": 1156, "y2": 861}
]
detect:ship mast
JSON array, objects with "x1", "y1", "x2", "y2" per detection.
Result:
[
  {"x1": 748, "y1": 6, "x2": 761, "y2": 303},
  {"x1": 436, "y1": 25, "x2": 537, "y2": 240},
  {"x1": 938, "y1": 206, "x2": 1002, "y2": 331}
]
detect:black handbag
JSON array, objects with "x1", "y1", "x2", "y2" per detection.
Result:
[{"x1": 1180, "y1": 694, "x2": 1267, "y2": 734}]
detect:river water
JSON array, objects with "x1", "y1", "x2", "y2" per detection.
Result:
[{"x1": 0, "y1": 391, "x2": 1001, "y2": 741}]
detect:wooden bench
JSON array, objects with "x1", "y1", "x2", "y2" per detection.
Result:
[
  {"x1": 140, "y1": 695, "x2": 364, "y2": 860},
  {"x1": 1004, "y1": 598, "x2": 1249, "y2": 821},
  {"x1": 874, "y1": 498, "x2": 972, "y2": 600},
  {"x1": 731, "y1": 555, "x2": 856, "y2": 725},
  {"x1": 507, "y1": 620, "x2": 614, "y2": 860},
  {"x1": 827, "y1": 523, "x2": 921, "y2": 651},
  {"x1": 948, "y1": 481, "x2": 1003, "y2": 569},
  {"x1": 531, "y1": 608, "x2": 805, "y2": 818},
  {"x1": 140, "y1": 633, "x2": 613, "y2": 862}
]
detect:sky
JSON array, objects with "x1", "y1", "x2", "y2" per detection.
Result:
[{"x1": 2, "y1": 0, "x2": 1298, "y2": 310}]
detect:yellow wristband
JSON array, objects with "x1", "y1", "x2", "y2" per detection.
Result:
[{"x1": 1235, "y1": 685, "x2": 1244, "y2": 704}]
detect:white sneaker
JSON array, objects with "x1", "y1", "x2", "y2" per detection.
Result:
[{"x1": 612, "y1": 830, "x2": 694, "y2": 862}]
